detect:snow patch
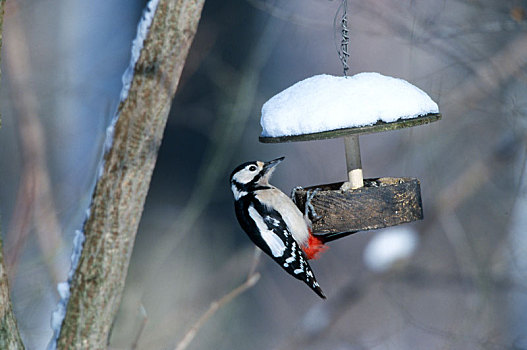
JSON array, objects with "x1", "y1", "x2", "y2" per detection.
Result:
[
  {"x1": 120, "y1": 0, "x2": 160, "y2": 102},
  {"x1": 48, "y1": 230, "x2": 85, "y2": 349},
  {"x1": 57, "y1": 282, "x2": 70, "y2": 300},
  {"x1": 363, "y1": 226, "x2": 419, "y2": 273},
  {"x1": 260, "y1": 73, "x2": 439, "y2": 137}
]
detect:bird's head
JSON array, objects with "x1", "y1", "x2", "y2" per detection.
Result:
[{"x1": 230, "y1": 157, "x2": 284, "y2": 198}]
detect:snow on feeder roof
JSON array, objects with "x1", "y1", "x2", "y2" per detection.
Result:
[
  {"x1": 259, "y1": 72, "x2": 441, "y2": 237},
  {"x1": 260, "y1": 72, "x2": 440, "y2": 142}
]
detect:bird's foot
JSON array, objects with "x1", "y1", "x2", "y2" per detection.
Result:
[
  {"x1": 305, "y1": 188, "x2": 322, "y2": 222},
  {"x1": 290, "y1": 186, "x2": 304, "y2": 206}
]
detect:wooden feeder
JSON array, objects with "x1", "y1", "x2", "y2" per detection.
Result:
[
  {"x1": 258, "y1": 1, "x2": 441, "y2": 242},
  {"x1": 260, "y1": 86, "x2": 441, "y2": 242}
]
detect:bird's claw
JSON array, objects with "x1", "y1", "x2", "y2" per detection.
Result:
[
  {"x1": 290, "y1": 186, "x2": 304, "y2": 206},
  {"x1": 305, "y1": 188, "x2": 322, "y2": 222},
  {"x1": 291, "y1": 186, "x2": 322, "y2": 222}
]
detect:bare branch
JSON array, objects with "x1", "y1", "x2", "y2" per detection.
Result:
[
  {"x1": 174, "y1": 272, "x2": 261, "y2": 350},
  {"x1": 54, "y1": 0, "x2": 205, "y2": 348},
  {"x1": 174, "y1": 248, "x2": 261, "y2": 350}
]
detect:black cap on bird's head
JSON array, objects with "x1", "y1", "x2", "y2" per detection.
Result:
[{"x1": 230, "y1": 157, "x2": 284, "y2": 189}]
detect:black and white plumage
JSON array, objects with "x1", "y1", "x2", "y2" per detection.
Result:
[{"x1": 230, "y1": 157, "x2": 326, "y2": 299}]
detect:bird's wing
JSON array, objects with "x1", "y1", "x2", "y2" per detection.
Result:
[
  {"x1": 254, "y1": 187, "x2": 310, "y2": 245},
  {"x1": 235, "y1": 197, "x2": 325, "y2": 298}
]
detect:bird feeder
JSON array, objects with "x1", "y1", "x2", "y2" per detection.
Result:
[
  {"x1": 259, "y1": 72, "x2": 441, "y2": 242},
  {"x1": 258, "y1": 0, "x2": 441, "y2": 242}
]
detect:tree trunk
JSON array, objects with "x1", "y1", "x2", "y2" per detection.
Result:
[
  {"x1": 0, "y1": 234, "x2": 25, "y2": 350},
  {"x1": 55, "y1": 0, "x2": 205, "y2": 348}
]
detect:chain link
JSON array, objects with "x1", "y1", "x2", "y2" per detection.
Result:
[{"x1": 334, "y1": 0, "x2": 350, "y2": 76}]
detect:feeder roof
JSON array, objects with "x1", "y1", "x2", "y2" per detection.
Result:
[{"x1": 260, "y1": 73, "x2": 440, "y2": 143}]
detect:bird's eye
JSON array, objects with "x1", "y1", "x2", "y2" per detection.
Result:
[{"x1": 249, "y1": 165, "x2": 257, "y2": 172}]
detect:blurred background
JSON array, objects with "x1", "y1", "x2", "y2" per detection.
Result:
[{"x1": 0, "y1": 0, "x2": 526, "y2": 349}]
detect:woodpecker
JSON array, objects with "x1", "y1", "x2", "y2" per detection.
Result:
[{"x1": 230, "y1": 157, "x2": 328, "y2": 299}]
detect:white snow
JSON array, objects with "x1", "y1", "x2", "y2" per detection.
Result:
[
  {"x1": 48, "y1": 229, "x2": 86, "y2": 349},
  {"x1": 260, "y1": 73, "x2": 439, "y2": 137},
  {"x1": 57, "y1": 282, "x2": 70, "y2": 300},
  {"x1": 50, "y1": 302, "x2": 66, "y2": 335},
  {"x1": 120, "y1": 0, "x2": 160, "y2": 102},
  {"x1": 363, "y1": 226, "x2": 419, "y2": 273},
  {"x1": 48, "y1": 1, "x2": 160, "y2": 349}
]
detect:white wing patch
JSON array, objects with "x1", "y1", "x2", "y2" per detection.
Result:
[{"x1": 249, "y1": 206, "x2": 285, "y2": 257}]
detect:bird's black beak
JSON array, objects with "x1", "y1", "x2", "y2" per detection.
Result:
[{"x1": 263, "y1": 157, "x2": 284, "y2": 173}]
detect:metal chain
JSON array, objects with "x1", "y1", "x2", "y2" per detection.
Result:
[{"x1": 334, "y1": 0, "x2": 350, "y2": 76}]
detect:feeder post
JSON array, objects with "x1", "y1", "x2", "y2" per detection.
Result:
[{"x1": 343, "y1": 135, "x2": 364, "y2": 189}]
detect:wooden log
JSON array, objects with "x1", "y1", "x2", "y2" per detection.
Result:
[{"x1": 293, "y1": 177, "x2": 423, "y2": 240}]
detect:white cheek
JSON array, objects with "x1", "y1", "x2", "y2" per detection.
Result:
[{"x1": 233, "y1": 169, "x2": 256, "y2": 184}]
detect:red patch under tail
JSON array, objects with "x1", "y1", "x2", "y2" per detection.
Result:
[{"x1": 303, "y1": 228, "x2": 329, "y2": 260}]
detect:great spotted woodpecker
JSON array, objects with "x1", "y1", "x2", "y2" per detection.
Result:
[{"x1": 230, "y1": 157, "x2": 328, "y2": 298}]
